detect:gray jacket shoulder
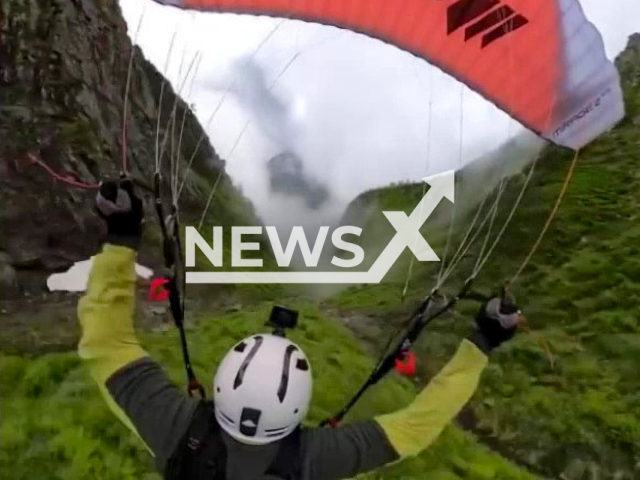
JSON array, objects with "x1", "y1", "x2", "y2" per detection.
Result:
[
  {"x1": 106, "y1": 357, "x2": 199, "y2": 471},
  {"x1": 299, "y1": 420, "x2": 399, "y2": 480}
]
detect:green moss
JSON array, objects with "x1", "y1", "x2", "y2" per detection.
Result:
[
  {"x1": 0, "y1": 355, "x2": 28, "y2": 396},
  {"x1": 0, "y1": 303, "x2": 541, "y2": 480}
]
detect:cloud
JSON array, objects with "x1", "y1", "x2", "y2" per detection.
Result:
[
  {"x1": 207, "y1": 54, "x2": 303, "y2": 150},
  {"x1": 120, "y1": 0, "x2": 639, "y2": 231}
]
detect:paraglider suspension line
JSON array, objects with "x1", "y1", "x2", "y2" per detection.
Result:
[
  {"x1": 154, "y1": 173, "x2": 204, "y2": 399},
  {"x1": 321, "y1": 279, "x2": 474, "y2": 426}
]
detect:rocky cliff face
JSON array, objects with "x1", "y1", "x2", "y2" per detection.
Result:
[{"x1": 0, "y1": 0, "x2": 250, "y2": 296}]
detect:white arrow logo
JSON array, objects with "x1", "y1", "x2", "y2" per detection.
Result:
[{"x1": 187, "y1": 170, "x2": 455, "y2": 284}]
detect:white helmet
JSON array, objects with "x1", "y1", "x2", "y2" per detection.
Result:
[{"x1": 213, "y1": 334, "x2": 312, "y2": 445}]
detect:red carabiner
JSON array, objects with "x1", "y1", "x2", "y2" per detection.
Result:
[
  {"x1": 149, "y1": 278, "x2": 170, "y2": 301},
  {"x1": 394, "y1": 351, "x2": 417, "y2": 377}
]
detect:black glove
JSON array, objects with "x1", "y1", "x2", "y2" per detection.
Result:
[
  {"x1": 469, "y1": 295, "x2": 521, "y2": 354},
  {"x1": 96, "y1": 178, "x2": 144, "y2": 250}
]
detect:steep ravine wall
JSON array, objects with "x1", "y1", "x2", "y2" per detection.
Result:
[{"x1": 0, "y1": 0, "x2": 253, "y2": 296}]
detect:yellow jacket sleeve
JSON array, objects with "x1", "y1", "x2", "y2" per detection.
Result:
[
  {"x1": 375, "y1": 339, "x2": 488, "y2": 457},
  {"x1": 77, "y1": 244, "x2": 148, "y2": 441}
]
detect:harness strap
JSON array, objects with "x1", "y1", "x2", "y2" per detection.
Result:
[
  {"x1": 164, "y1": 401, "x2": 226, "y2": 480},
  {"x1": 165, "y1": 401, "x2": 302, "y2": 480},
  {"x1": 265, "y1": 427, "x2": 302, "y2": 480}
]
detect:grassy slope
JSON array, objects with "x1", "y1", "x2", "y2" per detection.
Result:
[
  {"x1": 328, "y1": 39, "x2": 640, "y2": 480},
  {"x1": 0, "y1": 303, "x2": 541, "y2": 480}
]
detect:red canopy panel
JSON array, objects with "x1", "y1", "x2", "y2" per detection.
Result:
[{"x1": 152, "y1": 0, "x2": 624, "y2": 149}]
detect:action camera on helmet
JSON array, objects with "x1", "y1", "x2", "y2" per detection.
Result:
[{"x1": 268, "y1": 306, "x2": 298, "y2": 336}]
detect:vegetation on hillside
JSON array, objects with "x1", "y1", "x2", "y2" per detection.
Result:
[
  {"x1": 0, "y1": 303, "x2": 542, "y2": 480},
  {"x1": 327, "y1": 35, "x2": 640, "y2": 480}
]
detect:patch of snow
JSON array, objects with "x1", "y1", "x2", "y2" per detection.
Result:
[{"x1": 47, "y1": 257, "x2": 153, "y2": 293}]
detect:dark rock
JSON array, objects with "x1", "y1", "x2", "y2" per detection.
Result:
[
  {"x1": 267, "y1": 151, "x2": 330, "y2": 209},
  {"x1": 0, "y1": 252, "x2": 19, "y2": 298},
  {"x1": 225, "y1": 303, "x2": 243, "y2": 313},
  {"x1": 0, "y1": 0, "x2": 255, "y2": 288}
]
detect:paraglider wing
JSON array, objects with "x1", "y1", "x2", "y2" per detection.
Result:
[{"x1": 152, "y1": 0, "x2": 624, "y2": 149}]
